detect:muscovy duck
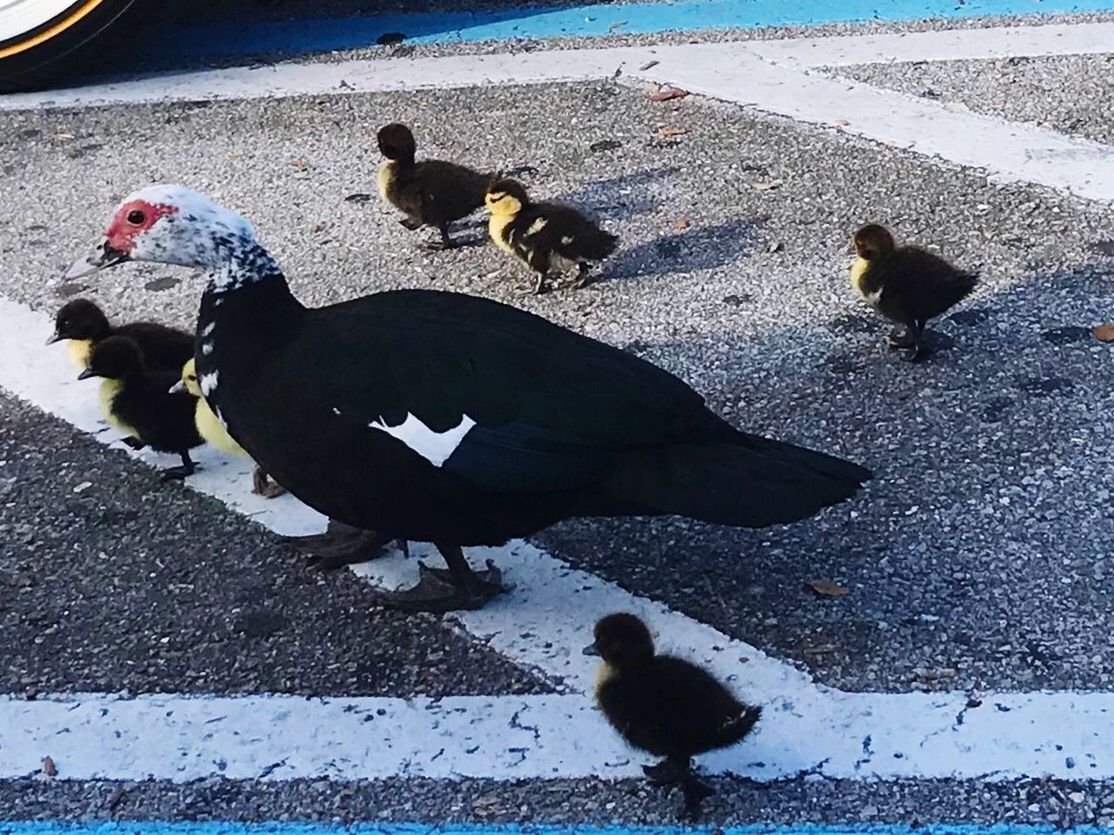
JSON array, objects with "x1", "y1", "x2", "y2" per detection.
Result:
[{"x1": 67, "y1": 185, "x2": 871, "y2": 613}]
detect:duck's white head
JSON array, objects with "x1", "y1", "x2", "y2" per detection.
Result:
[{"x1": 66, "y1": 185, "x2": 277, "y2": 287}]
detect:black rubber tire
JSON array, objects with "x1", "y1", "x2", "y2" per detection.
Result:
[{"x1": 0, "y1": 0, "x2": 148, "y2": 93}]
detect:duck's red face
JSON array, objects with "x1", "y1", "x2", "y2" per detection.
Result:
[
  {"x1": 103, "y1": 198, "x2": 178, "y2": 257},
  {"x1": 65, "y1": 184, "x2": 257, "y2": 281}
]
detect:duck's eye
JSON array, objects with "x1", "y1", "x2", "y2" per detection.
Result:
[
  {"x1": 187, "y1": 374, "x2": 197, "y2": 382},
  {"x1": 126, "y1": 209, "x2": 146, "y2": 226}
]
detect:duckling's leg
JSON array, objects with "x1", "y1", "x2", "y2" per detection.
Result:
[
  {"x1": 251, "y1": 466, "x2": 287, "y2": 499},
  {"x1": 572, "y1": 261, "x2": 595, "y2": 289},
  {"x1": 379, "y1": 543, "x2": 505, "y2": 613},
  {"x1": 161, "y1": 451, "x2": 197, "y2": 482},
  {"x1": 884, "y1": 325, "x2": 915, "y2": 349},
  {"x1": 399, "y1": 217, "x2": 423, "y2": 231},
  {"x1": 644, "y1": 757, "x2": 713, "y2": 820}
]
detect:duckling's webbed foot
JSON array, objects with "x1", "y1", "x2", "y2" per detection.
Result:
[
  {"x1": 399, "y1": 218, "x2": 423, "y2": 231},
  {"x1": 160, "y1": 451, "x2": 197, "y2": 482},
  {"x1": 378, "y1": 546, "x2": 505, "y2": 613},
  {"x1": 643, "y1": 759, "x2": 685, "y2": 786},
  {"x1": 120, "y1": 436, "x2": 146, "y2": 450},
  {"x1": 251, "y1": 466, "x2": 287, "y2": 499},
  {"x1": 572, "y1": 262, "x2": 595, "y2": 289},
  {"x1": 680, "y1": 775, "x2": 715, "y2": 821},
  {"x1": 422, "y1": 223, "x2": 460, "y2": 251},
  {"x1": 884, "y1": 325, "x2": 915, "y2": 349}
]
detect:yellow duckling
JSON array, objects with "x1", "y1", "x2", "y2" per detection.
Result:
[{"x1": 174, "y1": 358, "x2": 285, "y2": 498}]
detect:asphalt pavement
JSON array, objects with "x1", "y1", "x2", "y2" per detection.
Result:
[{"x1": 2, "y1": 0, "x2": 1114, "y2": 830}]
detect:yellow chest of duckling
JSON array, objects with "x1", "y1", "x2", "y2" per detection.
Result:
[
  {"x1": 66, "y1": 339, "x2": 93, "y2": 371},
  {"x1": 98, "y1": 379, "x2": 140, "y2": 438},
  {"x1": 488, "y1": 213, "x2": 517, "y2": 256},
  {"x1": 850, "y1": 257, "x2": 882, "y2": 306},
  {"x1": 593, "y1": 661, "x2": 617, "y2": 698},
  {"x1": 377, "y1": 161, "x2": 396, "y2": 202},
  {"x1": 195, "y1": 399, "x2": 247, "y2": 458}
]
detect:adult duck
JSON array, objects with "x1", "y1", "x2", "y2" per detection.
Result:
[{"x1": 67, "y1": 185, "x2": 871, "y2": 613}]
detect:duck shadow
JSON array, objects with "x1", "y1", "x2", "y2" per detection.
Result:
[
  {"x1": 602, "y1": 217, "x2": 761, "y2": 281},
  {"x1": 553, "y1": 168, "x2": 680, "y2": 222}
]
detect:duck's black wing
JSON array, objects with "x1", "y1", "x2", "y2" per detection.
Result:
[
  {"x1": 528, "y1": 202, "x2": 618, "y2": 262},
  {"x1": 298, "y1": 290, "x2": 869, "y2": 524}
]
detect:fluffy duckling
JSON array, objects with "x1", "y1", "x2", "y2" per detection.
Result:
[
  {"x1": 172, "y1": 358, "x2": 285, "y2": 498},
  {"x1": 48, "y1": 298, "x2": 194, "y2": 373},
  {"x1": 590, "y1": 612, "x2": 761, "y2": 818},
  {"x1": 376, "y1": 122, "x2": 494, "y2": 249},
  {"x1": 851, "y1": 224, "x2": 978, "y2": 361},
  {"x1": 485, "y1": 178, "x2": 618, "y2": 294},
  {"x1": 79, "y1": 336, "x2": 203, "y2": 481}
]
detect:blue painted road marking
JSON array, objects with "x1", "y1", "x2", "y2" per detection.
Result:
[
  {"x1": 145, "y1": 0, "x2": 1114, "y2": 59},
  {"x1": 1, "y1": 824, "x2": 1111, "y2": 835}
]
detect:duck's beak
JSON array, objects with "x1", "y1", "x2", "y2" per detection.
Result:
[
  {"x1": 45, "y1": 331, "x2": 63, "y2": 345},
  {"x1": 77, "y1": 367, "x2": 96, "y2": 381},
  {"x1": 65, "y1": 240, "x2": 129, "y2": 280},
  {"x1": 581, "y1": 642, "x2": 600, "y2": 657},
  {"x1": 168, "y1": 380, "x2": 185, "y2": 394}
]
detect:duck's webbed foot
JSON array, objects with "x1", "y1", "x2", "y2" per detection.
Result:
[
  {"x1": 399, "y1": 217, "x2": 423, "y2": 231},
  {"x1": 377, "y1": 545, "x2": 505, "y2": 613},
  {"x1": 286, "y1": 521, "x2": 403, "y2": 571},
  {"x1": 884, "y1": 325, "x2": 915, "y2": 349},
  {"x1": 251, "y1": 466, "x2": 287, "y2": 499},
  {"x1": 422, "y1": 223, "x2": 461, "y2": 251},
  {"x1": 120, "y1": 436, "x2": 146, "y2": 450},
  {"x1": 160, "y1": 451, "x2": 197, "y2": 482}
]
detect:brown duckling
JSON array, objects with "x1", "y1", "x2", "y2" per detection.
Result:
[
  {"x1": 485, "y1": 178, "x2": 618, "y2": 294},
  {"x1": 376, "y1": 122, "x2": 494, "y2": 249},
  {"x1": 851, "y1": 224, "x2": 978, "y2": 361},
  {"x1": 80, "y1": 336, "x2": 203, "y2": 481},
  {"x1": 589, "y1": 612, "x2": 762, "y2": 819},
  {"x1": 171, "y1": 358, "x2": 285, "y2": 498},
  {"x1": 48, "y1": 298, "x2": 194, "y2": 374}
]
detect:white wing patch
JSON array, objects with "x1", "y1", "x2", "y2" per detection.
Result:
[
  {"x1": 368, "y1": 412, "x2": 477, "y2": 467},
  {"x1": 527, "y1": 218, "x2": 548, "y2": 234},
  {"x1": 200, "y1": 371, "x2": 219, "y2": 396}
]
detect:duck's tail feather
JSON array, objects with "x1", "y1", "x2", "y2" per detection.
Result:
[{"x1": 605, "y1": 435, "x2": 871, "y2": 527}]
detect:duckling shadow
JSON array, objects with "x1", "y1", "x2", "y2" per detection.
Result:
[
  {"x1": 554, "y1": 168, "x2": 680, "y2": 222},
  {"x1": 602, "y1": 218, "x2": 760, "y2": 281}
]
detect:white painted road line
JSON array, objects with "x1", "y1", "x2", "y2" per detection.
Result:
[
  {"x1": 4, "y1": 688, "x2": 1114, "y2": 782},
  {"x1": 747, "y1": 20, "x2": 1114, "y2": 67},
  {"x1": 4, "y1": 292, "x2": 1114, "y2": 782},
  {"x1": 2, "y1": 21, "x2": 1112, "y2": 113},
  {"x1": 634, "y1": 42, "x2": 1114, "y2": 204},
  {"x1": 3, "y1": 24, "x2": 1111, "y2": 206}
]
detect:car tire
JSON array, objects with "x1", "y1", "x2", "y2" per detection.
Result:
[{"x1": 0, "y1": 0, "x2": 146, "y2": 93}]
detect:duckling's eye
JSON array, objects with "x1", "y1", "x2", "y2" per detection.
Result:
[
  {"x1": 126, "y1": 209, "x2": 146, "y2": 226},
  {"x1": 187, "y1": 374, "x2": 198, "y2": 383}
]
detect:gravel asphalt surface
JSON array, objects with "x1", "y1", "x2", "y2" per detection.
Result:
[{"x1": 2, "y1": 1, "x2": 1113, "y2": 828}]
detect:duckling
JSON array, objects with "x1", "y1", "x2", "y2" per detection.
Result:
[
  {"x1": 485, "y1": 178, "x2": 618, "y2": 294},
  {"x1": 376, "y1": 122, "x2": 494, "y2": 249},
  {"x1": 589, "y1": 612, "x2": 761, "y2": 819},
  {"x1": 48, "y1": 298, "x2": 194, "y2": 373},
  {"x1": 172, "y1": 358, "x2": 286, "y2": 498},
  {"x1": 850, "y1": 224, "x2": 978, "y2": 361},
  {"x1": 79, "y1": 336, "x2": 204, "y2": 481}
]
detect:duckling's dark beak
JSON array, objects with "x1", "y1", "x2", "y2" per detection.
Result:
[
  {"x1": 582, "y1": 642, "x2": 600, "y2": 657},
  {"x1": 77, "y1": 367, "x2": 96, "y2": 381},
  {"x1": 45, "y1": 331, "x2": 63, "y2": 345},
  {"x1": 65, "y1": 240, "x2": 129, "y2": 280}
]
